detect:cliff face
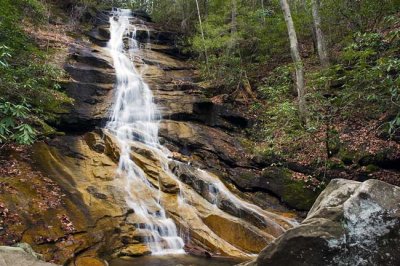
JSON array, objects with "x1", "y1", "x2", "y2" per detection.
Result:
[{"x1": 0, "y1": 7, "x2": 302, "y2": 265}]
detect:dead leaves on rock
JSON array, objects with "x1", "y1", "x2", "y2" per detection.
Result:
[{"x1": 58, "y1": 214, "x2": 76, "y2": 234}]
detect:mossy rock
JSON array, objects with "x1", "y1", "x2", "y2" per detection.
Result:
[
  {"x1": 282, "y1": 180, "x2": 323, "y2": 211},
  {"x1": 327, "y1": 159, "x2": 346, "y2": 170},
  {"x1": 261, "y1": 167, "x2": 321, "y2": 211},
  {"x1": 248, "y1": 147, "x2": 284, "y2": 168},
  {"x1": 237, "y1": 170, "x2": 257, "y2": 180},
  {"x1": 358, "y1": 150, "x2": 389, "y2": 166},
  {"x1": 338, "y1": 149, "x2": 356, "y2": 165},
  {"x1": 365, "y1": 164, "x2": 380, "y2": 173}
]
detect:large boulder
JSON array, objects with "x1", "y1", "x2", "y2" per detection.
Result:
[
  {"x1": 256, "y1": 179, "x2": 400, "y2": 266},
  {"x1": 0, "y1": 244, "x2": 59, "y2": 266}
]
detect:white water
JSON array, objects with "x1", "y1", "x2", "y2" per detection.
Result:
[
  {"x1": 106, "y1": 8, "x2": 296, "y2": 256},
  {"x1": 106, "y1": 8, "x2": 185, "y2": 255}
]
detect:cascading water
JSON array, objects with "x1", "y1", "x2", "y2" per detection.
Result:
[
  {"x1": 106, "y1": 8, "x2": 185, "y2": 255},
  {"x1": 106, "y1": 7, "x2": 296, "y2": 257}
]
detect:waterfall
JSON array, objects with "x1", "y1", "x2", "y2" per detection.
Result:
[
  {"x1": 106, "y1": 7, "x2": 296, "y2": 257},
  {"x1": 106, "y1": 8, "x2": 185, "y2": 255}
]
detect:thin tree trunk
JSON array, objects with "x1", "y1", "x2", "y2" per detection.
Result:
[
  {"x1": 261, "y1": 0, "x2": 266, "y2": 24},
  {"x1": 195, "y1": 0, "x2": 209, "y2": 72},
  {"x1": 230, "y1": 0, "x2": 237, "y2": 51},
  {"x1": 311, "y1": 0, "x2": 329, "y2": 68},
  {"x1": 204, "y1": 0, "x2": 208, "y2": 18},
  {"x1": 231, "y1": 0, "x2": 237, "y2": 34},
  {"x1": 311, "y1": 0, "x2": 332, "y2": 158},
  {"x1": 280, "y1": 0, "x2": 307, "y2": 124}
]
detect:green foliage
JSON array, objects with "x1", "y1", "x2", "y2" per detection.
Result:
[
  {"x1": 0, "y1": 45, "x2": 11, "y2": 67},
  {"x1": 127, "y1": 0, "x2": 400, "y2": 154},
  {"x1": 319, "y1": 0, "x2": 400, "y2": 43},
  {"x1": 252, "y1": 65, "x2": 303, "y2": 147},
  {"x1": 190, "y1": 0, "x2": 290, "y2": 91},
  {"x1": 0, "y1": 0, "x2": 73, "y2": 145},
  {"x1": 0, "y1": 0, "x2": 46, "y2": 54},
  {"x1": 0, "y1": 100, "x2": 36, "y2": 145},
  {"x1": 311, "y1": 30, "x2": 400, "y2": 136}
]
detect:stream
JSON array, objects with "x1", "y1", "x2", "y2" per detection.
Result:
[{"x1": 110, "y1": 255, "x2": 241, "y2": 266}]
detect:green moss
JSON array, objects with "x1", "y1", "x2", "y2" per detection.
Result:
[
  {"x1": 262, "y1": 167, "x2": 321, "y2": 211},
  {"x1": 35, "y1": 119, "x2": 57, "y2": 136},
  {"x1": 338, "y1": 149, "x2": 356, "y2": 165},
  {"x1": 238, "y1": 172, "x2": 254, "y2": 180},
  {"x1": 365, "y1": 164, "x2": 380, "y2": 173},
  {"x1": 327, "y1": 159, "x2": 346, "y2": 170},
  {"x1": 282, "y1": 178, "x2": 322, "y2": 211}
]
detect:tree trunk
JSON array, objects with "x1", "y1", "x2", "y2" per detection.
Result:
[
  {"x1": 204, "y1": 0, "x2": 208, "y2": 18},
  {"x1": 230, "y1": 0, "x2": 237, "y2": 51},
  {"x1": 195, "y1": 0, "x2": 209, "y2": 71},
  {"x1": 280, "y1": 0, "x2": 307, "y2": 124},
  {"x1": 231, "y1": 0, "x2": 237, "y2": 34},
  {"x1": 311, "y1": 0, "x2": 329, "y2": 68},
  {"x1": 261, "y1": 0, "x2": 266, "y2": 24}
]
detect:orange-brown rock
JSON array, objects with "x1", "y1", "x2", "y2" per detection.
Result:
[{"x1": 75, "y1": 257, "x2": 107, "y2": 266}]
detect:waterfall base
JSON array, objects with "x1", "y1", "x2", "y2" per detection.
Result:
[{"x1": 110, "y1": 254, "x2": 241, "y2": 266}]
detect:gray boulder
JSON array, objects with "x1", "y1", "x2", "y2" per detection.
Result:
[
  {"x1": 0, "y1": 244, "x2": 59, "y2": 266},
  {"x1": 256, "y1": 178, "x2": 400, "y2": 266}
]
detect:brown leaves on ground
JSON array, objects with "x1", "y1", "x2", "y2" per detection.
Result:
[
  {"x1": 0, "y1": 201, "x2": 22, "y2": 245},
  {"x1": 337, "y1": 118, "x2": 400, "y2": 158},
  {"x1": 0, "y1": 144, "x2": 73, "y2": 246},
  {"x1": 282, "y1": 115, "x2": 400, "y2": 185},
  {"x1": 22, "y1": 13, "x2": 75, "y2": 50}
]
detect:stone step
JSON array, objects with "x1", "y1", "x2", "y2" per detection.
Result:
[
  {"x1": 126, "y1": 213, "x2": 151, "y2": 227},
  {"x1": 118, "y1": 244, "x2": 151, "y2": 257},
  {"x1": 130, "y1": 229, "x2": 159, "y2": 242},
  {"x1": 65, "y1": 64, "x2": 115, "y2": 84},
  {"x1": 59, "y1": 81, "x2": 114, "y2": 130},
  {"x1": 97, "y1": 25, "x2": 110, "y2": 39},
  {"x1": 147, "y1": 44, "x2": 191, "y2": 60},
  {"x1": 70, "y1": 48, "x2": 112, "y2": 69},
  {"x1": 87, "y1": 29, "x2": 109, "y2": 47},
  {"x1": 134, "y1": 29, "x2": 177, "y2": 45}
]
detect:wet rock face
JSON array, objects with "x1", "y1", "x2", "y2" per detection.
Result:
[
  {"x1": 256, "y1": 179, "x2": 400, "y2": 266},
  {"x1": 19, "y1": 129, "x2": 289, "y2": 262},
  {"x1": 169, "y1": 162, "x2": 288, "y2": 232}
]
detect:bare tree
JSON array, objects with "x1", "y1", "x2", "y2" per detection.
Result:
[
  {"x1": 280, "y1": 0, "x2": 307, "y2": 124},
  {"x1": 311, "y1": 0, "x2": 329, "y2": 68}
]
